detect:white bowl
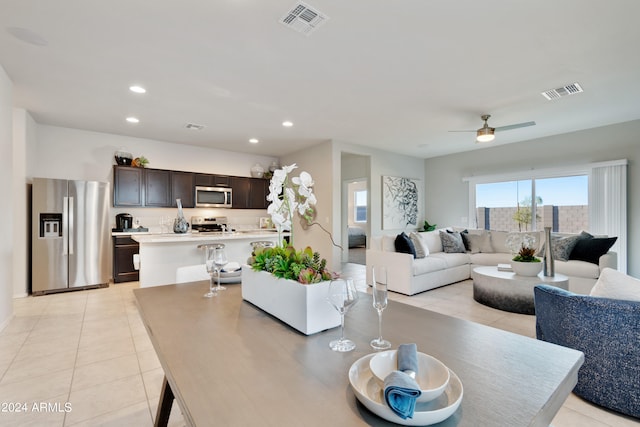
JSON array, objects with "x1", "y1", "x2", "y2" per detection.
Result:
[
  {"x1": 369, "y1": 350, "x2": 450, "y2": 402},
  {"x1": 351, "y1": 354, "x2": 463, "y2": 425}
]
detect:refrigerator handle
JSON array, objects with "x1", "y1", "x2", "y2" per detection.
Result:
[
  {"x1": 68, "y1": 196, "x2": 74, "y2": 255},
  {"x1": 63, "y1": 196, "x2": 69, "y2": 255}
]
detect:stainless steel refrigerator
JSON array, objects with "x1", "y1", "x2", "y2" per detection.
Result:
[{"x1": 32, "y1": 178, "x2": 110, "y2": 295}]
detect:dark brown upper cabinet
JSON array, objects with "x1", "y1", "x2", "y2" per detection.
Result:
[
  {"x1": 170, "y1": 171, "x2": 195, "y2": 208},
  {"x1": 113, "y1": 166, "x2": 143, "y2": 206},
  {"x1": 144, "y1": 169, "x2": 171, "y2": 207}
]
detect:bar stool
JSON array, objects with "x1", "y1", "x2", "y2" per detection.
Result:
[{"x1": 250, "y1": 241, "x2": 276, "y2": 250}]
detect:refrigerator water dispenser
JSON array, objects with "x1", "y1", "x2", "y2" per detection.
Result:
[{"x1": 39, "y1": 213, "x2": 63, "y2": 238}]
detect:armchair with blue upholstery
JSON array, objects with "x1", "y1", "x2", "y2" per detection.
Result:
[{"x1": 534, "y1": 284, "x2": 640, "y2": 418}]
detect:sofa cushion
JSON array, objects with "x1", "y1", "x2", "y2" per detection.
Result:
[
  {"x1": 469, "y1": 252, "x2": 512, "y2": 266},
  {"x1": 381, "y1": 235, "x2": 395, "y2": 252},
  {"x1": 590, "y1": 268, "x2": 640, "y2": 302},
  {"x1": 421, "y1": 230, "x2": 443, "y2": 253},
  {"x1": 555, "y1": 260, "x2": 601, "y2": 280},
  {"x1": 395, "y1": 232, "x2": 416, "y2": 258},
  {"x1": 464, "y1": 232, "x2": 493, "y2": 253},
  {"x1": 440, "y1": 230, "x2": 466, "y2": 253},
  {"x1": 429, "y1": 252, "x2": 471, "y2": 268},
  {"x1": 412, "y1": 256, "x2": 448, "y2": 276},
  {"x1": 489, "y1": 230, "x2": 510, "y2": 253},
  {"x1": 570, "y1": 233, "x2": 617, "y2": 264},
  {"x1": 409, "y1": 232, "x2": 428, "y2": 258}
]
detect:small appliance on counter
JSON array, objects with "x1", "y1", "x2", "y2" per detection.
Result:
[
  {"x1": 113, "y1": 213, "x2": 148, "y2": 232},
  {"x1": 191, "y1": 216, "x2": 229, "y2": 233}
]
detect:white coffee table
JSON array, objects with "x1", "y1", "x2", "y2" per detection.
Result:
[{"x1": 472, "y1": 266, "x2": 569, "y2": 314}]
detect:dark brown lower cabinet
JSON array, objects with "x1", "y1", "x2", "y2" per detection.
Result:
[{"x1": 113, "y1": 236, "x2": 139, "y2": 283}]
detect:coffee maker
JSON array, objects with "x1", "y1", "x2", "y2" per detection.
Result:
[{"x1": 115, "y1": 213, "x2": 133, "y2": 231}]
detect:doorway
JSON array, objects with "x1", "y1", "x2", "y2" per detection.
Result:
[{"x1": 341, "y1": 152, "x2": 371, "y2": 265}]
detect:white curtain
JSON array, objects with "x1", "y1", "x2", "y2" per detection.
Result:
[{"x1": 590, "y1": 160, "x2": 627, "y2": 273}]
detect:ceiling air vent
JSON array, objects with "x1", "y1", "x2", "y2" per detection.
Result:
[
  {"x1": 185, "y1": 123, "x2": 205, "y2": 130},
  {"x1": 541, "y1": 82, "x2": 584, "y2": 100},
  {"x1": 280, "y1": 2, "x2": 328, "y2": 35}
]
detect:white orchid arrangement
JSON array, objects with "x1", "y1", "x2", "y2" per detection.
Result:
[
  {"x1": 505, "y1": 232, "x2": 538, "y2": 255},
  {"x1": 266, "y1": 164, "x2": 317, "y2": 246}
]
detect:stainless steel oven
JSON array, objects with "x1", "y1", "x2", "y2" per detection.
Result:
[{"x1": 195, "y1": 186, "x2": 232, "y2": 208}]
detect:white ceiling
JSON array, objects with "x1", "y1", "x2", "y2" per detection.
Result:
[{"x1": 2, "y1": 0, "x2": 639, "y2": 158}]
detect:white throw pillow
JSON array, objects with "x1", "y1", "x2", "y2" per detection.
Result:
[
  {"x1": 416, "y1": 232, "x2": 430, "y2": 257},
  {"x1": 409, "y1": 232, "x2": 429, "y2": 258},
  {"x1": 590, "y1": 268, "x2": 640, "y2": 302}
]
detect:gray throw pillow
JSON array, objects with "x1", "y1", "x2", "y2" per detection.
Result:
[
  {"x1": 439, "y1": 230, "x2": 466, "y2": 253},
  {"x1": 465, "y1": 233, "x2": 493, "y2": 254},
  {"x1": 551, "y1": 234, "x2": 583, "y2": 261}
]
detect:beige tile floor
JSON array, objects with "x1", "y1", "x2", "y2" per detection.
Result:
[{"x1": 0, "y1": 263, "x2": 636, "y2": 426}]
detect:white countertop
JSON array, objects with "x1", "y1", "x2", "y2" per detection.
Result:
[{"x1": 131, "y1": 231, "x2": 284, "y2": 244}]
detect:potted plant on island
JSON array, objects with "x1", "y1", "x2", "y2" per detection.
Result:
[{"x1": 242, "y1": 164, "x2": 340, "y2": 335}]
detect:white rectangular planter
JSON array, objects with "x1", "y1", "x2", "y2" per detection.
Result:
[{"x1": 241, "y1": 266, "x2": 341, "y2": 335}]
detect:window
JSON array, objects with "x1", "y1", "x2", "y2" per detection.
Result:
[
  {"x1": 466, "y1": 160, "x2": 627, "y2": 272},
  {"x1": 473, "y1": 175, "x2": 588, "y2": 233},
  {"x1": 354, "y1": 190, "x2": 367, "y2": 222}
]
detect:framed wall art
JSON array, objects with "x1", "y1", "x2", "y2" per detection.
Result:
[{"x1": 382, "y1": 175, "x2": 418, "y2": 230}]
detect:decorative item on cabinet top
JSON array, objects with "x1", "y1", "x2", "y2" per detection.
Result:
[
  {"x1": 114, "y1": 149, "x2": 132, "y2": 165},
  {"x1": 250, "y1": 163, "x2": 264, "y2": 178},
  {"x1": 113, "y1": 148, "x2": 149, "y2": 168}
]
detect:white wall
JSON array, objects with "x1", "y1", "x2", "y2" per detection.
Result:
[
  {"x1": 12, "y1": 124, "x2": 278, "y2": 295},
  {"x1": 35, "y1": 124, "x2": 277, "y2": 183},
  {"x1": 424, "y1": 119, "x2": 640, "y2": 278},
  {"x1": 281, "y1": 142, "x2": 339, "y2": 270},
  {"x1": 338, "y1": 142, "x2": 425, "y2": 238},
  {"x1": 0, "y1": 65, "x2": 14, "y2": 328},
  {"x1": 12, "y1": 109, "x2": 36, "y2": 297}
]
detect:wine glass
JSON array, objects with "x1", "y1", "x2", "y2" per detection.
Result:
[
  {"x1": 370, "y1": 266, "x2": 391, "y2": 350},
  {"x1": 203, "y1": 245, "x2": 218, "y2": 298},
  {"x1": 212, "y1": 244, "x2": 228, "y2": 292},
  {"x1": 327, "y1": 278, "x2": 359, "y2": 352}
]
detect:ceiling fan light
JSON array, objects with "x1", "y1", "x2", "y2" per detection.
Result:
[{"x1": 476, "y1": 127, "x2": 495, "y2": 143}]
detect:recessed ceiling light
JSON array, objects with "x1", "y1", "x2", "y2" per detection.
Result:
[
  {"x1": 282, "y1": 121, "x2": 293, "y2": 127},
  {"x1": 129, "y1": 85, "x2": 146, "y2": 94},
  {"x1": 249, "y1": 138, "x2": 259, "y2": 144},
  {"x1": 126, "y1": 117, "x2": 140, "y2": 124}
]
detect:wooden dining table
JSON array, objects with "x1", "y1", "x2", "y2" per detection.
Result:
[{"x1": 134, "y1": 281, "x2": 583, "y2": 427}]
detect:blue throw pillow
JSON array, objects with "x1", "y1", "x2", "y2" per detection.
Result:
[{"x1": 395, "y1": 232, "x2": 417, "y2": 258}]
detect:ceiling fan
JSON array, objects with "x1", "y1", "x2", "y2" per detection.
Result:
[{"x1": 449, "y1": 114, "x2": 536, "y2": 143}]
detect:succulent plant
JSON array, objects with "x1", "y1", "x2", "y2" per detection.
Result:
[{"x1": 512, "y1": 245, "x2": 540, "y2": 262}]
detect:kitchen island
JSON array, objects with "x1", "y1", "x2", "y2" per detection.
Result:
[{"x1": 132, "y1": 231, "x2": 283, "y2": 287}]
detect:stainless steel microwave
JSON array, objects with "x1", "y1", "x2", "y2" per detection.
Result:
[{"x1": 195, "y1": 186, "x2": 232, "y2": 208}]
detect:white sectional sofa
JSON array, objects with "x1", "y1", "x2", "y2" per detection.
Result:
[{"x1": 366, "y1": 229, "x2": 617, "y2": 296}]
